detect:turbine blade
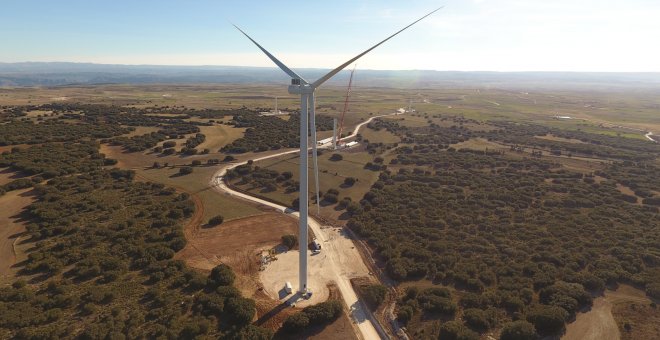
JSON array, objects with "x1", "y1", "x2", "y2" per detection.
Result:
[
  {"x1": 309, "y1": 93, "x2": 321, "y2": 215},
  {"x1": 232, "y1": 24, "x2": 308, "y2": 84},
  {"x1": 311, "y1": 6, "x2": 443, "y2": 89}
]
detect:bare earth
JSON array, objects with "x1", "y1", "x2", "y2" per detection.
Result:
[
  {"x1": 175, "y1": 213, "x2": 297, "y2": 273},
  {"x1": 563, "y1": 285, "x2": 650, "y2": 340},
  {"x1": 0, "y1": 188, "x2": 35, "y2": 281}
]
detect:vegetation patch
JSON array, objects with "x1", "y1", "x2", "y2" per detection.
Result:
[{"x1": 350, "y1": 147, "x2": 659, "y2": 338}]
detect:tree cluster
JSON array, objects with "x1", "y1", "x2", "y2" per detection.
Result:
[{"x1": 349, "y1": 147, "x2": 658, "y2": 338}]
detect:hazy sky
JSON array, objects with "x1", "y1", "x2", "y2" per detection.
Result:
[{"x1": 2, "y1": 0, "x2": 659, "y2": 72}]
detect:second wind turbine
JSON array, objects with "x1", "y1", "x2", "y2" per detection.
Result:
[{"x1": 233, "y1": 7, "x2": 442, "y2": 294}]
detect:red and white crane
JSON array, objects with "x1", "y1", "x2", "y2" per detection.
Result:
[{"x1": 335, "y1": 65, "x2": 356, "y2": 149}]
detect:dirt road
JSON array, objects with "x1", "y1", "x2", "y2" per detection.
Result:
[{"x1": 209, "y1": 112, "x2": 401, "y2": 340}]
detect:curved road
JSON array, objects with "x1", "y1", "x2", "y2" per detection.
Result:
[{"x1": 210, "y1": 112, "x2": 400, "y2": 340}]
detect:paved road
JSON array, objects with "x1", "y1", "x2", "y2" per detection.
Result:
[{"x1": 209, "y1": 112, "x2": 400, "y2": 340}]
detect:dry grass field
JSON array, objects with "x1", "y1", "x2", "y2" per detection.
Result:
[
  {"x1": 175, "y1": 212, "x2": 297, "y2": 274},
  {"x1": 3, "y1": 83, "x2": 658, "y2": 140},
  {"x1": 196, "y1": 124, "x2": 246, "y2": 152},
  {"x1": 99, "y1": 143, "x2": 264, "y2": 222},
  {"x1": 233, "y1": 148, "x2": 382, "y2": 222}
]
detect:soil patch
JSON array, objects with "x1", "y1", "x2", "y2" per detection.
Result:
[
  {"x1": 0, "y1": 188, "x2": 36, "y2": 281},
  {"x1": 176, "y1": 213, "x2": 297, "y2": 274}
]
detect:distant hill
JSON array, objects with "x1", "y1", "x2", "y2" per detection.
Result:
[{"x1": 1, "y1": 62, "x2": 659, "y2": 89}]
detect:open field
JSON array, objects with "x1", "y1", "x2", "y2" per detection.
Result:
[
  {"x1": 196, "y1": 124, "x2": 246, "y2": 152},
  {"x1": 233, "y1": 148, "x2": 382, "y2": 221},
  {"x1": 0, "y1": 167, "x2": 31, "y2": 186},
  {"x1": 564, "y1": 285, "x2": 655, "y2": 340},
  {"x1": 0, "y1": 188, "x2": 36, "y2": 283},
  {"x1": 176, "y1": 213, "x2": 297, "y2": 274},
  {"x1": 535, "y1": 134, "x2": 588, "y2": 144},
  {"x1": 359, "y1": 124, "x2": 401, "y2": 144},
  {"x1": 451, "y1": 137, "x2": 508, "y2": 151},
  {"x1": 3, "y1": 83, "x2": 659, "y2": 138},
  {"x1": 119, "y1": 125, "x2": 160, "y2": 137},
  {"x1": 100, "y1": 144, "x2": 264, "y2": 222}
]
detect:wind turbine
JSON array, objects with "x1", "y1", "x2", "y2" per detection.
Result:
[{"x1": 233, "y1": 7, "x2": 442, "y2": 294}]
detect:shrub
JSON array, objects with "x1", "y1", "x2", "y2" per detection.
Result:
[
  {"x1": 397, "y1": 305, "x2": 414, "y2": 325},
  {"x1": 323, "y1": 193, "x2": 338, "y2": 204},
  {"x1": 225, "y1": 297, "x2": 256, "y2": 325},
  {"x1": 191, "y1": 160, "x2": 202, "y2": 166},
  {"x1": 500, "y1": 320, "x2": 537, "y2": 340},
  {"x1": 281, "y1": 234, "x2": 298, "y2": 250},
  {"x1": 236, "y1": 325, "x2": 273, "y2": 340},
  {"x1": 208, "y1": 215, "x2": 224, "y2": 226},
  {"x1": 282, "y1": 300, "x2": 342, "y2": 333},
  {"x1": 344, "y1": 177, "x2": 357, "y2": 186},
  {"x1": 209, "y1": 264, "x2": 235, "y2": 287},
  {"x1": 439, "y1": 320, "x2": 479, "y2": 340},
  {"x1": 282, "y1": 312, "x2": 310, "y2": 333},
  {"x1": 526, "y1": 305, "x2": 568, "y2": 336},
  {"x1": 463, "y1": 308, "x2": 491, "y2": 332},
  {"x1": 361, "y1": 284, "x2": 387, "y2": 310},
  {"x1": 303, "y1": 300, "x2": 343, "y2": 323},
  {"x1": 330, "y1": 153, "x2": 343, "y2": 161},
  {"x1": 178, "y1": 166, "x2": 193, "y2": 175}
]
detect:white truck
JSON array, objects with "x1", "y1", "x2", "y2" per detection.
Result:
[
  {"x1": 312, "y1": 238, "x2": 322, "y2": 253},
  {"x1": 284, "y1": 281, "x2": 293, "y2": 294}
]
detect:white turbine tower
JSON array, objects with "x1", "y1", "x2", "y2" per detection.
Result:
[{"x1": 233, "y1": 7, "x2": 442, "y2": 294}]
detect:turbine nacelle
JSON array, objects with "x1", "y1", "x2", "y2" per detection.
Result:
[{"x1": 288, "y1": 82, "x2": 314, "y2": 95}]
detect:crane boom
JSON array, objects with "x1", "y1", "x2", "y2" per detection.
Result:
[{"x1": 337, "y1": 65, "x2": 356, "y2": 146}]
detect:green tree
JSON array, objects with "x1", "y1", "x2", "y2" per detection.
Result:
[
  {"x1": 208, "y1": 215, "x2": 224, "y2": 226},
  {"x1": 281, "y1": 234, "x2": 298, "y2": 250},
  {"x1": 526, "y1": 305, "x2": 568, "y2": 336},
  {"x1": 179, "y1": 166, "x2": 193, "y2": 175},
  {"x1": 499, "y1": 320, "x2": 537, "y2": 340},
  {"x1": 361, "y1": 284, "x2": 388, "y2": 310},
  {"x1": 209, "y1": 264, "x2": 235, "y2": 287},
  {"x1": 282, "y1": 312, "x2": 310, "y2": 333},
  {"x1": 344, "y1": 177, "x2": 357, "y2": 186},
  {"x1": 225, "y1": 297, "x2": 256, "y2": 326},
  {"x1": 439, "y1": 320, "x2": 479, "y2": 340}
]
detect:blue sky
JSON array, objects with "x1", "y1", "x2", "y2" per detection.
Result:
[{"x1": 2, "y1": 0, "x2": 659, "y2": 71}]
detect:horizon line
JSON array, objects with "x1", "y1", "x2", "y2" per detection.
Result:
[{"x1": 1, "y1": 61, "x2": 660, "y2": 74}]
